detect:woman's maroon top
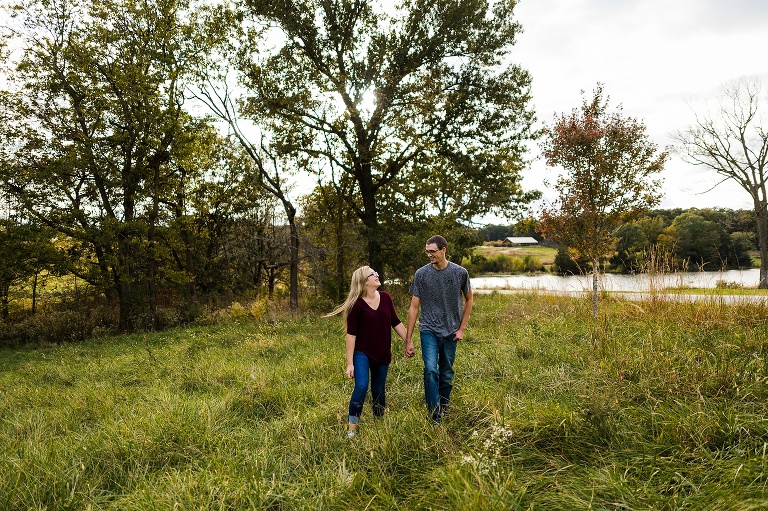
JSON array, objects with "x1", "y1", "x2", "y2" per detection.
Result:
[{"x1": 346, "y1": 291, "x2": 402, "y2": 365}]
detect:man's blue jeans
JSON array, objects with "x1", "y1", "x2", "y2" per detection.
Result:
[
  {"x1": 420, "y1": 329, "x2": 457, "y2": 421},
  {"x1": 348, "y1": 350, "x2": 389, "y2": 424}
]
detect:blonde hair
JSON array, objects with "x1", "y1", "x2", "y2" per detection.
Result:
[{"x1": 324, "y1": 266, "x2": 373, "y2": 321}]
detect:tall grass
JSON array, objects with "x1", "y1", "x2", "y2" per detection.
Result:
[{"x1": 1, "y1": 294, "x2": 767, "y2": 510}]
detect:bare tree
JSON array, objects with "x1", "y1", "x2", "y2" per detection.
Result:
[
  {"x1": 193, "y1": 81, "x2": 301, "y2": 311},
  {"x1": 676, "y1": 77, "x2": 768, "y2": 288}
]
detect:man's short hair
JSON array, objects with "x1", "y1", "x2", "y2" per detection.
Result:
[{"x1": 426, "y1": 235, "x2": 447, "y2": 250}]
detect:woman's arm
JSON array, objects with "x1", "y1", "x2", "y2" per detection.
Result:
[{"x1": 345, "y1": 333, "x2": 356, "y2": 379}]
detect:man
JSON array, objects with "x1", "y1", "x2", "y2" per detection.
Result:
[{"x1": 406, "y1": 235, "x2": 473, "y2": 423}]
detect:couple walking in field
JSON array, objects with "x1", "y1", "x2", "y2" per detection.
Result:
[{"x1": 325, "y1": 235, "x2": 474, "y2": 438}]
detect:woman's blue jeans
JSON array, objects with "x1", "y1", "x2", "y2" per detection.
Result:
[
  {"x1": 348, "y1": 350, "x2": 389, "y2": 424},
  {"x1": 420, "y1": 329, "x2": 457, "y2": 421}
]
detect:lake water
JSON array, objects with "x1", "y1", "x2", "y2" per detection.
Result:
[{"x1": 471, "y1": 269, "x2": 763, "y2": 292}]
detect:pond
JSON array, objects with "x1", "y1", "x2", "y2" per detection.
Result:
[{"x1": 471, "y1": 268, "x2": 763, "y2": 292}]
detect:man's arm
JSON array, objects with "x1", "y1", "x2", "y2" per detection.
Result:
[
  {"x1": 453, "y1": 289, "x2": 473, "y2": 340},
  {"x1": 406, "y1": 295, "x2": 420, "y2": 346},
  {"x1": 393, "y1": 322, "x2": 414, "y2": 358}
]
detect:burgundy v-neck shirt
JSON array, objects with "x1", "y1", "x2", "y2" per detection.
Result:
[{"x1": 346, "y1": 291, "x2": 402, "y2": 365}]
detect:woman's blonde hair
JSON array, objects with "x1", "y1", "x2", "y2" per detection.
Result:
[{"x1": 324, "y1": 266, "x2": 373, "y2": 321}]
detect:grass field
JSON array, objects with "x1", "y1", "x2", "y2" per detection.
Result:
[
  {"x1": 1, "y1": 293, "x2": 767, "y2": 510},
  {"x1": 473, "y1": 244, "x2": 557, "y2": 265}
]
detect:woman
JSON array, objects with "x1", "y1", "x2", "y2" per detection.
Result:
[{"x1": 325, "y1": 266, "x2": 413, "y2": 438}]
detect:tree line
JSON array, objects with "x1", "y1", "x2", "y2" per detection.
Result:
[
  {"x1": 480, "y1": 207, "x2": 757, "y2": 276},
  {"x1": 0, "y1": 0, "x2": 534, "y2": 337},
  {"x1": 1, "y1": 0, "x2": 767, "y2": 339}
]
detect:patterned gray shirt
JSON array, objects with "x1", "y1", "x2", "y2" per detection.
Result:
[{"x1": 409, "y1": 261, "x2": 471, "y2": 338}]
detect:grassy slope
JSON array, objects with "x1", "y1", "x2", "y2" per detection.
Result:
[
  {"x1": 1, "y1": 294, "x2": 767, "y2": 510},
  {"x1": 473, "y1": 245, "x2": 557, "y2": 266}
]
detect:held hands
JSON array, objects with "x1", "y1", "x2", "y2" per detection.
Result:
[
  {"x1": 453, "y1": 328, "x2": 465, "y2": 341},
  {"x1": 346, "y1": 364, "x2": 354, "y2": 379},
  {"x1": 404, "y1": 339, "x2": 415, "y2": 358}
]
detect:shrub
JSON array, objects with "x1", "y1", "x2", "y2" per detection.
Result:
[{"x1": 0, "y1": 306, "x2": 117, "y2": 347}]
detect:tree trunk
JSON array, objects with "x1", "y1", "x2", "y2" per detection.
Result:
[
  {"x1": 147, "y1": 254, "x2": 159, "y2": 329},
  {"x1": 357, "y1": 161, "x2": 385, "y2": 283},
  {"x1": 288, "y1": 218, "x2": 299, "y2": 311},
  {"x1": 115, "y1": 239, "x2": 134, "y2": 332},
  {"x1": 1, "y1": 284, "x2": 8, "y2": 319},
  {"x1": 31, "y1": 273, "x2": 38, "y2": 314},
  {"x1": 268, "y1": 267, "x2": 276, "y2": 299},
  {"x1": 277, "y1": 198, "x2": 299, "y2": 312},
  {"x1": 147, "y1": 179, "x2": 160, "y2": 330},
  {"x1": 335, "y1": 210, "x2": 346, "y2": 303},
  {"x1": 591, "y1": 258, "x2": 599, "y2": 318},
  {"x1": 186, "y1": 245, "x2": 198, "y2": 305},
  {"x1": 360, "y1": 195, "x2": 384, "y2": 282},
  {"x1": 367, "y1": 230, "x2": 384, "y2": 284},
  {"x1": 117, "y1": 280, "x2": 132, "y2": 332},
  {"x1": 755, "y1": 201, "x2": 768, "y2": 289}
]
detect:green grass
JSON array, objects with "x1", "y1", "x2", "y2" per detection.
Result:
[
  {"x1": 1, "y1": 294, "x2": 768, "y2": 510},
  {"x1": 474, "y1": 245, "x2": 557, "y2": 265}
]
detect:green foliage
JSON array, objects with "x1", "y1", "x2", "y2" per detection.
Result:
[
  {"x1": 233, "y1": 0, "x2": 537, "y2": 274},
  {"x1": 300, "y1": 184, "x2": 366, "y2": 302},
  {"x1": 383, "y1": 215, "x2": 482, "y2": 286},
  {"x1": 478, "y1": 218, "x2": 543, "y2": 243},
  {"x1": 0, "y1": 218, "x2": 66, "y2": 318},
  {"x1": 608, "y1": 208, "x2": 758, "y2": 274},
  {"x1": 611, "y1": 221, "x2": 649, "y2": 271},
  {"x1": 478, "y1": 224, "x2": 514, "y2": 242},
  {"x1": 1, "y1": 1, "x2": 293, "y2": 325},
  {"x1": 672, "y1": 212, "x2": 730, "y2": 269},
  {"x1": 552, "y1": 246, "x2": 585, "y2": 275},
  {"x1": 465, "y1": 253, "x2": 542, "y2": 275},
  {"x1": 0, "y1": 305, "x2": 116, "y2": 347},
  {"x1": 1, "y1": 0, "x2": 208, "y2": 330},
  {"x1": 1, "y1": 294, "x2": 767, "y2": 509}
]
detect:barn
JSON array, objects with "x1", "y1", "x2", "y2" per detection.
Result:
[{"x1": 502, "y1": 236, "x2": 539, "y2": 246}]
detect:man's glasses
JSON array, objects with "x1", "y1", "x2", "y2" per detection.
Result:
[{"x1": 425, "y1": 249, "x2": 442, "y2": 255}]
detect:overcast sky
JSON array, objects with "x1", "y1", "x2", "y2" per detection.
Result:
[{"x1": 510, "y1": 0, "x2": 768, "y2": 216}]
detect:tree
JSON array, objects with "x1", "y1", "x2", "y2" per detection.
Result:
[
  {"x1": 236, "y1": 0, "x2": 536, "y2": 279},
  {"x1": 675, "y1": 76, "x2": 768, "y2": 288},
  {"x1": 0, "y1": 217, "x2": 64, "y2": 318},
  {"x1": 301, "y1": 182, "x2": 365, "y2": 302},
  {"x1": 479, "y1": 224, "x2": 513, "y2": 243},
  {"x1": 540, "y1": 85, "x2": 668, "y2": 317},
  {"x1": 1, "y1": 0, "x2": 207, "y2": 330},
  {"x1": 612, "y1": 222, "x2": 649, "y2": 272},
  {"x1": 670, "y1": 212, "x2": 728, "y2": 270},
  {"x1": 160, "y1": 131, "x2": 277, "y2": 309},
  {"x1": 191, "y1": 7, "x2": 303, "y2": 311}
]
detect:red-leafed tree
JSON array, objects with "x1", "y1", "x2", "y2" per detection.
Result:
[{"x1": 540, "y1": 85, "x2": 668, "y2": 317}]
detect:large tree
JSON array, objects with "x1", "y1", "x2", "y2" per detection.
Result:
[
  {"x1": 236, "y1": 0, "x2": 536, "y2": 277},
  {"x1": 540, "y1": 85, "x2": 668, "y2": 317},
  {"x1": 675, "y1": 76, "x2": 768, "y2": 288},
  {"x1": 1, "y1": 0, "x2": 202, "y2": 330}
]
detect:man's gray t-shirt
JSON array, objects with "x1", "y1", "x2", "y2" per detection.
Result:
[{"x1": 409, "y1": 261, "x2": 471, "y2": 338}]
